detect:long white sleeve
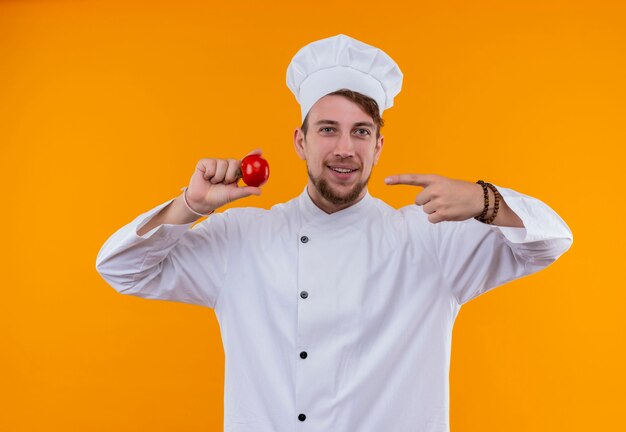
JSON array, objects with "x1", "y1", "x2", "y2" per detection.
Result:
[
  {"x1": 404, "y1": 185, "x2": 573, "y2": 305},
  {"x1": 95, "y1": 198, "x2": 231, "y2": 308}
]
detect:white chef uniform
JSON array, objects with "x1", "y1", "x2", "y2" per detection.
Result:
[{"x1": 95, "y1": 184, "x2": 572, "y2": 432}]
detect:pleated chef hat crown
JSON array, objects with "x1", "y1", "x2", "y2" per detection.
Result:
[{"x1": 286, "y1": 34, "x2": 404, "y2": 122}]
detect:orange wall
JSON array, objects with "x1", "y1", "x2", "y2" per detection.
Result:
[{"x1": 1, "y1": 0, "x2": 624, "y2": 430}]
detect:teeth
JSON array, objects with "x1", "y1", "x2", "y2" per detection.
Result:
[{"x1": 330, "y1": 167, "x2": 355, "y2": 173}]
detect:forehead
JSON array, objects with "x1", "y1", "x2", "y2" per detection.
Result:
[{"x1": 307, "y1": 95, "x2": 373, "y2": 124}]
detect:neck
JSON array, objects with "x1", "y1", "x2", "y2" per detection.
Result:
[{"x1": 306, "y1": 182, "x2": 368, "y2": 214}]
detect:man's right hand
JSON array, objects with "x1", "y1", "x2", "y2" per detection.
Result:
[{"x1": 185, "y1": 149, "x2": 264, "y2": 214}]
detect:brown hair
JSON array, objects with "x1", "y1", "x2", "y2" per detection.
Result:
[{"x1": 300, "y1": 88, "x2": 385, "y2": 139}]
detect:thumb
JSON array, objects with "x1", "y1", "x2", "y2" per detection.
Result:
[{"x1": 229, "y1": 185, "x2": 262, "y2": 201}]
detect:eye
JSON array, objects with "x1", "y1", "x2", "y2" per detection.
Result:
[
  {"x1": 320, "y1": 127, "x2": 335, "y2": 133},
  {"x1": 354, "y1": 128, "x2": 371, "y2": 136}
]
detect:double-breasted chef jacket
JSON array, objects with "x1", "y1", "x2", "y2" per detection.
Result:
[{"x1": 96, "y1": 184, "x2": 573, "y2": 432}]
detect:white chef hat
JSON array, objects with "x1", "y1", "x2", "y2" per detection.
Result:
[{"x1": 286, "y1": 34, "x2": 403, "y2": 122}]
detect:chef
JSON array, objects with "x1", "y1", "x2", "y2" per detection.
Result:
[{"x1": 96, "y1": 34, "x2": 573, "y2": 432}]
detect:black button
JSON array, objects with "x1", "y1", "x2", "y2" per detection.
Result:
[
  {"x1": 298, "y1": 413, "x2": 306, "y2": 421},
  {"x1": 300, "y1": 351, "x2": 308, "y2": 359},
  {"x1": 300, "y1": 291, "x2": 308, "y2": 299},
  {"x1": 300, "y1": 235, "x2": 309, "y2": 243}
]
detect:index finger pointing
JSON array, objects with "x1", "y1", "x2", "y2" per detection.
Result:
[{"x1": 384, "y1": 174, "x2": 435, "y2": 187}]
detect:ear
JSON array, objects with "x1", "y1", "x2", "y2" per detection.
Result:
[
  {"x1": 293, "y1": 128, "x2": 307, "y2": 160},
  {"x1": 373, "y1": 135, "x2": 384, "y2": 165}
]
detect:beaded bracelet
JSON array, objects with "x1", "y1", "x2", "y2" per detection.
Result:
[
  {"x1": 474, "y1": 180, "x2": 501, "y2": 225},
  {"x1": 485, "y1": 183, "x2": 501, "y2": 224},
  {"x1": 180, "y1": 186, "x2": 214, "y2": 217},
  {"x1": 475, "y1": 180, "x2": 490, "y2": 221}
]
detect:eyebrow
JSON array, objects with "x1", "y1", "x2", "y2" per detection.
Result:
[{"x1": 314, "y1": 120, "x2": 375, "y2": 128}]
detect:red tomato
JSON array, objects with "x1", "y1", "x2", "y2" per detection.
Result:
[{"x1": 240, "y1": 155, "x2": 270, "y2": 187}]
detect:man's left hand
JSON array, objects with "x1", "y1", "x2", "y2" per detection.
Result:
[{"x1": 385, "y1": 174, "x2": 484, "y2": 224}]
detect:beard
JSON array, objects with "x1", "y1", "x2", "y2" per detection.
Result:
[{"x1": 307, "y1": 164, "x2": 372, "y2": 206}]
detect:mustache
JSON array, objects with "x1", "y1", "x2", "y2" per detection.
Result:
[{"x1": 325, "y1": 160, "x2": 361, "y2": 168}]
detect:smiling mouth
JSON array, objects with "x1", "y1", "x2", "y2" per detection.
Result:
[{"x1": 328, "y1": 166, "x2": 358, "y2": 174}]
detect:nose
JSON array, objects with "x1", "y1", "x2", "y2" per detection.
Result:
[{"x1": 334, "y1": 132, "x2": 355, "y2": 158}]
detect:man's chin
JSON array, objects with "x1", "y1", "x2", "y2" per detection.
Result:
[
  {"x1": 307, "y1": 166, "x2": 372, "y2": 207},
  {"x1": 316, "y1": 178, "x2": 366, "y2": 206}
]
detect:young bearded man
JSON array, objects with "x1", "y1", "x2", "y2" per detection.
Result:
[{"x1": 96, "y1": 34, "x2": 572, "y2": 432}]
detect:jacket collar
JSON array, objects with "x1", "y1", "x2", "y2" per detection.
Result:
[{"x1": 297, "y1": 185, "x2": 374, "y2": 226}]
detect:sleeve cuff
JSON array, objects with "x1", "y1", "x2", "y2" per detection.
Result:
[
  {"x1": 490, "y1": 184, "x2": 573, "y2": 244},
  {"x1": 134, "y1": 197, "x2": 197, "y2": 240}
]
